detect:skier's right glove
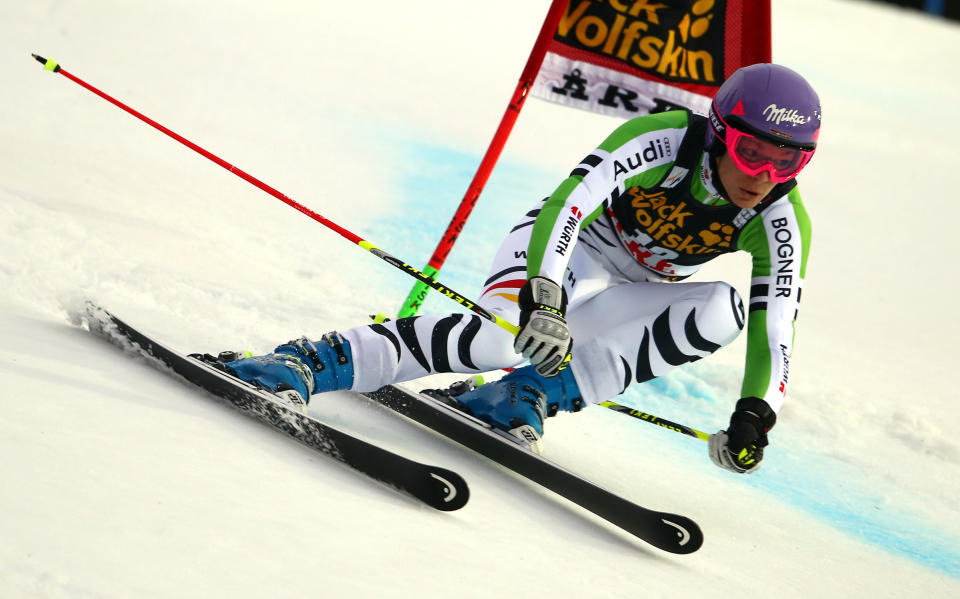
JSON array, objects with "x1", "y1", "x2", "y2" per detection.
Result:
[
  {"x1": 708, "y1": 397, "x2": 777, "y2": 474},
  {"x1": 514, "y1": 276, "x2": 572, "y2": 378}
]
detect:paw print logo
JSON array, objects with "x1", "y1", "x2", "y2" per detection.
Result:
[
  {"x1": 677, "y1": 0, "x2": 715, "y2": 43},
  {"x1": 699, "y1": 222, "x2": 734, "y2": 247}
]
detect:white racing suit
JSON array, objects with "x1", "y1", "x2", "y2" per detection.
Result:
[{"x1": 343, "y1": 110, "x2": 810, "y2": 414}]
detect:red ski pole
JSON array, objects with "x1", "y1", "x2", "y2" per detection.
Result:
[
  {"x1": 31, "y1": 53, "x2": 520, "y2": 337},
  {"x1": 396, "y1": 0, "x2": 568, "y2": 318}
]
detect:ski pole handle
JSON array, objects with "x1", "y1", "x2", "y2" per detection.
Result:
[{"x1": 31, "y1": 53, "x2": 521, "y2": 338}]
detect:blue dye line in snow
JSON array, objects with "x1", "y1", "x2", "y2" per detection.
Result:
[
  {"x1": 376, "y1": 140, "x2": 556, "y2": 314},
  {"x1": 388, "y1": 141, "x2": 960, "y2": 579},
  {"x1": 628, "y1": 370, "x2": 960, "y2": 579}
]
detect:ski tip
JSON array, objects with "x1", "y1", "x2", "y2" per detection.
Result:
[
  {"x1": 425, "y1": 468, "x2": 470, "y2": 512},
  {"x1": 654, "y1": 515, "x2": 703, "y2": 554}
]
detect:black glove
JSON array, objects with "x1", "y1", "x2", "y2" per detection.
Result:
[
  {"x1": 514, "y1": 276, "x2": 572, "y2": 377},
  {"x1": 708, "y1": 397, "x2": 777, "y2": 473}
]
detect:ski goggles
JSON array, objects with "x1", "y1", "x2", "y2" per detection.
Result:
[{"x1": 716, "y1": 113, "x2": 816, "y2": 183}]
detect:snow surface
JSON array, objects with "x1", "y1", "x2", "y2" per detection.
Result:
[{"x1": 2, "y1": 0, "x2": 959, "y2": 596}]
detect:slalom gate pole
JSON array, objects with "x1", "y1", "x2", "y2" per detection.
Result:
[
  {"x1": 598, "y1": 401, "x2": 710, "y2": 441},
  {"x1": 396, "y1": 0, "x2": 568, "y2": 318},
  {"x1": 31, "y1": 53, "x2": 520, "y2": 337}
]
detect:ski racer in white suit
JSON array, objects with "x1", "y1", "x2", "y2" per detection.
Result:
[{"x1": 215, "y1": 63, "x2": 820, "y2": 474}]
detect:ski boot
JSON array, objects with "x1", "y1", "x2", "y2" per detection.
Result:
[
  {"x1": 190, "y1": 332, "x2": 354, "y2": 413},
  {"x1": 430, "y1": 364, "x2": 585, "y2": 453}
]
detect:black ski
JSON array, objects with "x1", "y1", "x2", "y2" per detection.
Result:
[
  {"x1": 74, "y1": 302, "x2": 468, "y2": 512},
  {"x1": 362, "y1": 384, "x2": 703, "y2": 553}
]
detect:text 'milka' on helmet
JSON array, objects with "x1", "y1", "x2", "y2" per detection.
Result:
[{"x1": 708, "y1": 63, "x2": 821, "y2": 182}]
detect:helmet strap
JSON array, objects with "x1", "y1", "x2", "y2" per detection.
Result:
[
  {"x1": 708, "y1": 134, "x2": 726, "y2": 160},
  {"x1": 707, "y1": 151, "x2": 731, "y2": 203}
]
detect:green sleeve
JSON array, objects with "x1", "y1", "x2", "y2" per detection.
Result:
[{"x1": 736, "y1": 188, "x2": 812, "y2": 408}]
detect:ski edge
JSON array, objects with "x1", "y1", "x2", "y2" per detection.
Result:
[
  {"x1": 362, "y1": 384, "x2": 703, "y2": 554},
  {"x1": 73, "y1": 302, "x2": 469, "y2": 512}
]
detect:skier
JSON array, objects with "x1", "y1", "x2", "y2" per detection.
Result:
[{"x1": 207, "y1": 63, "x2": 819, "y2": 474}]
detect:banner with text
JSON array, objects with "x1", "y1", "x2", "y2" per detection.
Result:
[{"x1": 532, "y1": 0, "x2": 771, "y2": 118}]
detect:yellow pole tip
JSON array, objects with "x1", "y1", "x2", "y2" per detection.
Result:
[{"x1": 32, "y1": 54, "x2": 59, "y2": 72}]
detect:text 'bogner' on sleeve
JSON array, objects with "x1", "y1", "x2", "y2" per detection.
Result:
[
  {"x1": 737, "y1": 188, "x2": 812, "y2": 412},
  {"x1": 526, "y1": 111, "x2": 691, "y2": 282}
]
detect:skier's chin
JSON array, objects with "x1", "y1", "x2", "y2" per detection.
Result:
[{"x1": 730, "y1": 189, "x2": 765, "y2": 209}]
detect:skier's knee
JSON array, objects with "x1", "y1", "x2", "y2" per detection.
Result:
[{"x1": 698, "y1": 282, "x2": 744, "y2": 348}]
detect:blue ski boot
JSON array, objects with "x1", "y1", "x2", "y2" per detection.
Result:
[
  {"x1": 193, "y1": 332, "x2": 354, "y2": 413},
  {"x1": 447, "y1": 364, "x2": 585, "y2": 452}
]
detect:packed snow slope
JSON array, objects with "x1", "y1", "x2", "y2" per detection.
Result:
[{"x1": 2, "y1": 1, "x2": 959, "y2": 597}]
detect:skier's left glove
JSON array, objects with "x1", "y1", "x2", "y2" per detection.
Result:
[{"x1": 709, "y1": 397, "x2": 777, "y2": 474}]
